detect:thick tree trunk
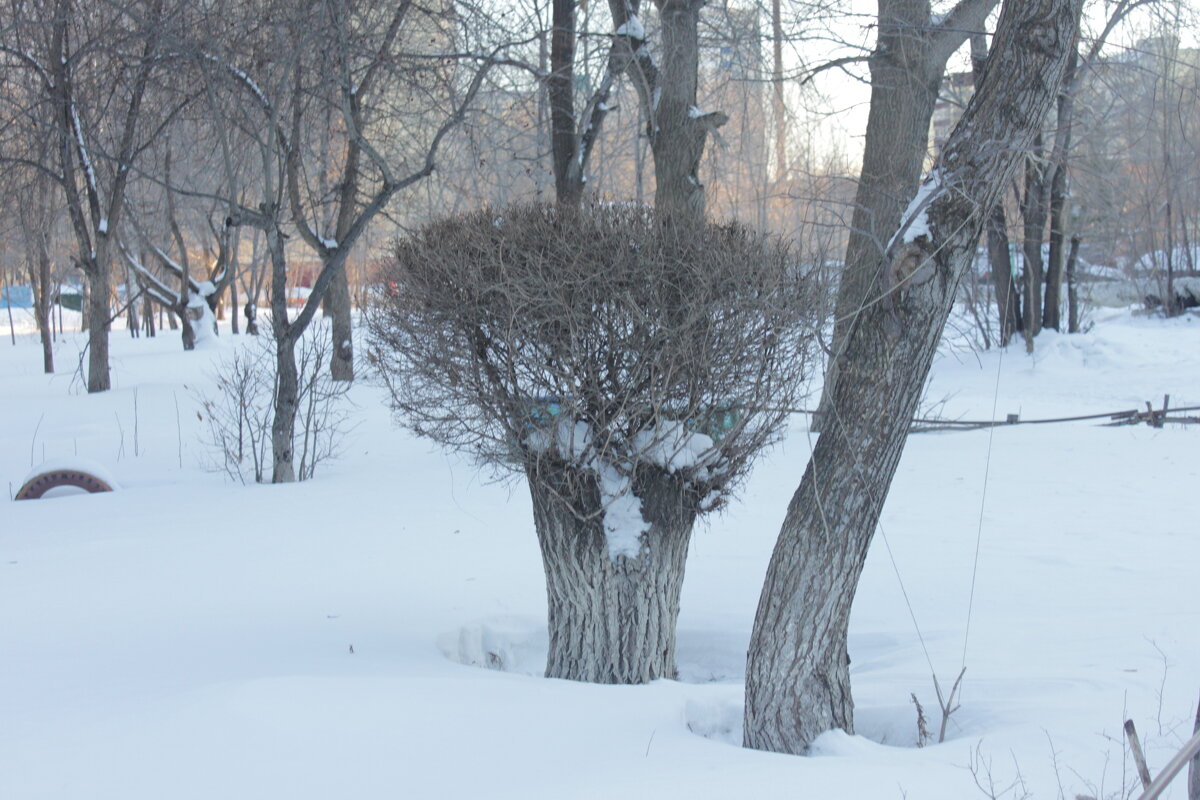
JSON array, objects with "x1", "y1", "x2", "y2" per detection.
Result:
[
  {"x1": 744, "y1": 0, "x2": 1081, "y2": 755},
  {"x1": 651, "y1": 0, "x2": 723, "y2": 222},
  {"x1": 548, "y1": 0, "x2": 581, "y2": 206},
  {"x1": 814, "y1": 0, "x2": 996, "y2": 430},
  {"x1": 325, "y1": 264, "x2": 354, "y2": 381},
  {"x1": 528, "y1": 463, "x2": 697, "y2": 684}
]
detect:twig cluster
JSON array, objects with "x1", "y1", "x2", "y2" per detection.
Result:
[
  {"x1": 198, "y1": 321, "x2": 352, "y2": 483},
  {"x1": 366, "y1": 202, "x2": 822, "y2": 513}
]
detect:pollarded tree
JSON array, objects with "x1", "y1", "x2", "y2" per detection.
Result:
[
  {"x1": 743, "y1": 0, "x2": 1083, "y2": 754},
  {"x1": 367, "y1": 203, "x2": 821, "y2": 683}
]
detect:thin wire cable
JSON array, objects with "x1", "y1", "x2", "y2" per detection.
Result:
[
  {"x1": 809, "y1": 178, "x2": 983, "y2": 680},
  {"x1": 877, "y1": 520, "x2": 938, "y2": 677},
  {"x1": 960, "y1": 283, "x2": 1010, "y2": 675}
]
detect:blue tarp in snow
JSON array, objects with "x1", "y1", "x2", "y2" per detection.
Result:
[{"x1": 1, "y1": 285, "x2": 34, "y2": 309}]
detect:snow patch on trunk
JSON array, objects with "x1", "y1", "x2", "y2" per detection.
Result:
[
  {"x1": 596, "y1": 461, "x2": 647, "y2": 560},
  {"x1": 891, "y1": 171, "x2": 942, "y2": 249}
]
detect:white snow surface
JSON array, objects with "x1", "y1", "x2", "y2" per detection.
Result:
[
  {"x1": 614, "y1": 14, "x2": 644, "y2": 40},
  {"x1": 630, "y1": 421, "x2": 716, "y2": 472},
  {"x1": 21, "y1": 456, "x2": 122, "y2": 491},
  {"x1": 596, "y1": 460, "x2": 647, "y2": 559},
  {"x1": 896, "y1": 170, "x2": 941, "y2": 246},
  {"x1": 2, "y1": 305, "x2": 1200, "y2": 798}
]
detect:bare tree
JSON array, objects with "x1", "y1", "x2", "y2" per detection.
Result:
[
  {"x1": 743, "y1": 0, "x2": 1082, "y2": 754},
  {"x1": 194, "y1": 0, "x2": 499, "y2": 482},
  {"x1": 368, "y1": 204, "x2": 820, "y2": 683},
  {"x1": 1, "y1": 0, "x2": 172, "y2": 392}
]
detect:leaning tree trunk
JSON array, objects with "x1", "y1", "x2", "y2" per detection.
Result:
[
  {"x1": 744, "y1": 0, "x2": 1081, "y2": 755},
  {"x1": 528, "y1": 463, "x2": 697, "y2": 684},
  {"x1": 813, "y1": 0, "x2": 997, "y2": 430}
]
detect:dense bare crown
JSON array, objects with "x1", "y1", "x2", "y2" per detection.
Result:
[{"x1": 366, "y1": 203, "x2": 822, "y2": 511}]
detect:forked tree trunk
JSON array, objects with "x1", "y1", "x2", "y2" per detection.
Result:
[
  {"x1": 744, "y1": 0, "x2": 1081, "y2": 755},
  {"x1": 528, "y1": 464, "x2": 697, "y2": 683},
  {"x1": 813, "y1": 0, "x2": 998, "y2": 431}
]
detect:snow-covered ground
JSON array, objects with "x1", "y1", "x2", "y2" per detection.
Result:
[{"x1": 2, "y1": 307, "x2": 1197, "y2": 799}]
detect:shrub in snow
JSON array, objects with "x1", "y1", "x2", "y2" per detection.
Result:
[
  {"x1": 366, "y1": 203, "x2": 821, "y2": 684},
  {"x1": 198, "y1": 321, "x2": 351, "y2": 483}
]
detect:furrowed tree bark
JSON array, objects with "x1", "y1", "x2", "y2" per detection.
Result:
[
  {"x1": 813, "y1": 0, "x2": 997, "y2": 430},
  {"x1": 529, "y1": 463, "x2": 697, "y2": 683},
  {"x1": 744, "y1": 0, "x2": 1081, "y2": 755}
]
